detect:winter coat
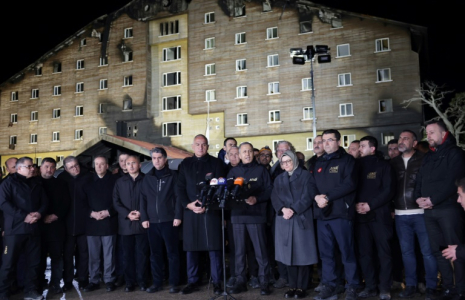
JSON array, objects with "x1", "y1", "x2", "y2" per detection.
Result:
[{"x1": 271, "y1": 167, "x2": 318, "y2": 266}]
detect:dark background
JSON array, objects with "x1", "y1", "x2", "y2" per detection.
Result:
[{"x1": 1, "y1": 0, "x2": 464, "y2": 93}]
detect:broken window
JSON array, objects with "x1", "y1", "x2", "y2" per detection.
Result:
[
  {"x1": 123, "y1": 99, "x2": 133, "y2": 111},
  {"x1": 300, "y1": 21, "x2": 312, "y2": 33}
]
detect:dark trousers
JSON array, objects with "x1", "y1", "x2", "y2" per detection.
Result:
[
  {"x1": 226, "y1": 219, "x2": 236, "y2": 277},
  {"x1": 63, "y1": 234, "x2": 88, "y2": 285},
  {"x1": 287, "y1": 265, "x2": 309, "y2": 290},
  {"x1": 121, "y1": 234, "x2": 148, "y2": 286},
  {"x1": 355, "y1": 221, "x2": 393, "y2": 292},
  {"x1": 0, "y1": 235, "x2": 41, "y2": 295},
  {"x1": 115, "y1": 234, "x2": 124, "y2": 278},
  {"x1": 39, "y1": 239, "x2": 64, "y2": 287},
  {"x1": 424, "y1": 208, "x2": 465, "y2": 291},
  {"x1": 317, "y1": 219, "x2": 360, "y2": 288},
  {"x1": 233, "y1": 223, "x2": 270, "y2": 285},
  {"x1": 147, "y1": 222, "x2": 180, "y2": 287},
  {"x1": 187, "y1": 251, "x2": 222, "y2": 284}
]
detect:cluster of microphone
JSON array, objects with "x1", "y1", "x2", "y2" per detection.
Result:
[{"x1": 197, "y1": 174, "x2": 248, "y2": 209}]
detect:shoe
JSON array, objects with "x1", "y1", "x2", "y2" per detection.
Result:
[
  {"x1": 229, "y1": 281, "x2": 247, "y2": 294},
  {"x1": 23, "y1": 290, "x2": 43, "y2": 300},
  {"x1": 285, "y1": 288, "x2": 296, "y2": 298},
  {"x1": 62, "y1": 282, "x2": 73, "y2": 292},
  {"x1": 114, "y1": 276, "x2": 125, "y2": 287},
  {"x1": 260, "y1": 284, "x2": 272, "y2": 295},
  {"x1": 146, "y1": 285, "x2": 163, "y2": 293},
  {"x1": 335, "y1": 285, "x2": 345, "y2": 294},
  {"x1": 181, "y1": 283, "x2": 199, "y2": 295},
  {"x1": 48, "y1": 285, "x2": 63, "y2": 295},
  {"x1": 399, "y1": 286, "x2": 416, "y2": 298},
  {"x1": 315, "y1": 282, "x2": 324, "y2": 292},
  {"x1": 391, "y1": 281, "x2": 404, "y2": 290},
  {"x1": 105, "y1": 282, "x2": 116, "y2": 292},
  {"x1": 379, "y1": 291, "x2": 391, "y2": 300},
  {"x1": 139, "y1": 285, "x2": 146, "y2": 291},
  {"x1": 249, "y1": 276, "x2": 260, "y2": 289},
  {"x1": 314, "y1": 285, "x2": 337, "y2": 300},
  {"x1": 358, "y1": 288, "x2": 377, "y2": 298},
  {"x1": 274, "y1": 277, "x2": 289, "y2": 289},
  {"x1": 213, "y1": 283, "x2": 222, "y2": 295},
  {"x1": 78, "y1": 281, "x2": 88, "y2": 290},
  {"x1": 295, "y1": 289, "x2": 307, "y2": 299},
  {"x1": 227, "y1": 277, "x2": 236, "y2": 288},
  {"x1": 169, "y1": 286, "x2": 180, "y2": 293},
  {"x1": 83, "y1": 283, "x2": 100, "y2": 292},
  {"x1": 345, "y1": 287, "x2": 358, "y2": 300},
  {"x1": 418, "y1": 283, "x2": 427, "y2": 294},
  {"x1": 425, "y1": 288, "x2": 437, "y2": 300},
  {"x1": 439, "y1": 289, "x2": 455, "y2": 300},
  {"x1": 124, "y1": 285, "x2": 135, "y2": 292}
]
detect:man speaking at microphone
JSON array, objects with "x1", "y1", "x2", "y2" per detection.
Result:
[
  {"x1": 227, "y1": 142, "x2": 273, "y2": 295},
  {"x1": 176, "y1": 134, "x2": 226, "y2": 295}
]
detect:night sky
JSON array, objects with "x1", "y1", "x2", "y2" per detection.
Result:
[{"x1": 2, "y1": 0, "x2": 463, "y2": 93}]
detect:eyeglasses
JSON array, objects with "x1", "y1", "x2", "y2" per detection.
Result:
[
  {"x1": 280, "y1": 160, "x2": 292, "y2": 166},
  {"x1": 67, "y1": 164, "x2": 79, "y2": 170},
  {"x1": 322, "y1": 138, "x2": 337, "y2": 143},
  {"x1": 260, "y1": 154, "x2": 271, "y2": 158},
  {"x1": 19, "y1": 165, "x2": 34, "y2": 169}
]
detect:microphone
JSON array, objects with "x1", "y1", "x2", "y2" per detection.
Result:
[
  {"x1": 231, "y1": 177, "x2": 244, "y2": 201},
  {"x1": 215, "y1": 177, "x2": 227, "y2": 200},
  {"x1": 204, "y1": 178, "x2": 218, "y2": 207},
  {"x1": 197, "y1": 181, "x2": 209, "y2": 207}
]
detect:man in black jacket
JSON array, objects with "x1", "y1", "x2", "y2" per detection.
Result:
[
  {"x1": 354, "y1": 136, "x2": 394, "y2": 300},
  {"x1": 227, "y1": 142, "x2": 273, "y2": 295},
  {"x1": 0, "y1": 157, "x2": 48, "y2": 300},
  {"x1": 176, "y1": 134, "x2": 225, "y2": 295},
  {"x1": 140, "y1": 147, "x2": 182, "y2": 294},
  {"x1": 415, "y1": 120, "x2": 465, "y2": 299},
  {"x1": 113, "y1": 155, "x2": 148, "y2": 292},
  {"x1": 38, "y1": 158, "x2": 70, "y2": 294},
  {"x1": 312, "y1": 129, "x2": 360, "y2": 300},
  {"x1": 83, "y1": 156, "x2": 118, "y2": 293}
]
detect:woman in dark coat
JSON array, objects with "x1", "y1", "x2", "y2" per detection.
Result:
[{"x1": 271, "y1": 150, "x2": 318, "y2": 299}]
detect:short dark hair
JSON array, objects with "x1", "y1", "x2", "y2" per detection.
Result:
[
  {"x1": 16, "y1": 157, "x2": 33, "y2": 167},
  {"x1": 322, "y1": 129, "x2": 341, "y2": 141},
  {"x1": 42, "y1": 157, "x2": 56, "y2": 165},
  {"x1": 360, "y1": 136, "x2": 378, "y2": 151},
  {"x1": 387, "y1": 139, "x2": 398, "y2": 146},
  {"x1": 457, "y1": 177, "x2": 465, "y2": 191},
  {"x1": 425, "y1": 119, "x2": 447, "y2": 132},
  {"x1": 150, "y1": 147, "x2": 167, "y2": 159},
  {"x1": 351, "y1": 140, "x2": 360, "y2": 145},
  {"x1": 253, "y1": 148, "x2": 259, "y2": 152},
  {"x1": 118, "y1": 152, "x2": 129, "y2": 159},
  {"x1": 223, "y1": 137, "x2": 237, "y2": 146},
  {"x1": 400, "y1": 130, "x2": 418, "y2": 141},
  {"x1": 93, "y1": 155, "x2": 108, "y2": 165}
]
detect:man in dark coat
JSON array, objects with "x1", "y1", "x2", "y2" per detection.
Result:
[
  {"x1": 83, "y1": 156, "x2": 118, "y2": 293},
  {"x1": 58, "y1": 156, "x2": 92, "y2": 290},
  {"x1": 442, "y1": 178, "x2": 465, "y2": 263},
  {"x1": 113, "y1": 155, "x2": 148, "y2": 292},
  {"x1": 140, "y1": 147, "x2": 183, "y2": 294},
  {"x1": 176, "y1": 134, "x2": 225, "y2": 295},
  {"x1": 354, "y1": 136, "x2": 394, "y2": 300},
  {"x1": 415, "y1": 120, "x2": 465, "y2": 299},
  {"x1": 38, "y1": 158, "x2": 70, "y2": 294},
  {"x1": 0, "y1": 156, "x2": 48, "y2": 300}
]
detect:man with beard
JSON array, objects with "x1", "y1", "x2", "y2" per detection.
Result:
[{"x1": 306, "y1": 136, "x2": 324, "y2": 172}]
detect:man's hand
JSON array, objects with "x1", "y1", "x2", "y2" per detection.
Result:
[
  {"x1": 281, "y1": 207, "x2": 294, "y2": 220},
  {"x1": 44, "y1": 214, "x2": 58, "y2": 224},
  {"x1": 356, "y1": 202, "x2": 371, "y2": 214},
  {"x1": 442, "y1": 245, "x2": 458, "y2": 261},
  {"x1": 127, "y1": 210, "x2": 140, "y2": 221},
  {"x1": 315, "y1": 195, "x2": 328, "y2": 208},
  {"x1": 187, "y1": 200, "x2": 206, "y2": 214},
  {"x1": 245, "y1": 196, "x2": 257, "y2": 206},
  {"x1": 416, "y1": 197, "x2": 433, "y2": 209},
  {"x1": 24, "y1": 214, "x2": 35, "y2": 224},
  {"x1": 142, "y1": 221, "x2": 150, "y2": 229},
  {"x1": 173, "y1": 219, "x2": 182, "y2": 227},
  {"x1": 90, "y1": 211, "x2": 101, "y2": 220},
  {"x1": 99, "y1": 210, "x2": 110, "y2": 219}
]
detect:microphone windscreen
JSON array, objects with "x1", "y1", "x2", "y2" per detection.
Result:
[
  {"x1": 234, "y1": 177, "x2": 244, "y2": 186},
  {"x1": 217, "y1": 177, "x2": 227, "y2": 186},
  {"x1": 210, "y1": 178, "x2": 218, "y2": 186}
]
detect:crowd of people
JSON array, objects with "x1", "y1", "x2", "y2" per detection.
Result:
[{"x1": 0, "y1": 119, "x2": 464, "y2": 300}]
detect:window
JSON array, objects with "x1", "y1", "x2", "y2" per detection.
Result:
[
  {"x1": 300, "y1": 21, "x2": 312, "y2": 33},
  {"x1": 303, "y1": 107, "x2": 314, "y2": 120},
  {"x1": 268, "y1": 82, "x2": 280, "y2": 94},
  {"x1": 205, "y1": 12, "x2": 215, "y2": 23},
  {"x1": 236, "y1": 86, "x2": 247, "y2": 98},
  {"x1": 30, "y1": 134, "x2": 38, "y2": 144},
  {"x1": 162, "y1": 122, "x2": 181, "y2": 136},
  {"x1": 163, "y1": 46, "x2": 181, "y2": 61},
  {"x1": 236, "y1": 59, "x2": 246, "y2": 71},
  {"x1": 205, "y1": 90, "x2": 216, "y2": 102},
  {"x1": 377, "y1": 68, "x2": 391, "y2": 82},
  {"x1": 74, "y1": 130, "x2": 83, "y2": 140},
  {"x1": 205, "y1": 64, "x2": 216, "y2": 76},
  {"x1": 30, "y1": 111, "x2": 38, "y2": 121},
  {"x1": 235, "y1": 32, "x2": 246, "y2": 45},
  {"x1": 306, "y1": 138, "x2": 313, "y2": 150},
  {"x1": 331, "y1": 18, "x2": 342, "y2": 29},
  {"x1": 53, "y1": 62, "x2": 62, "y2": 73},
  {"x1": 269, "y1": 110, "x2": 281, "y2": 123},
  {"x1": 99, "y1": 127, "x2": 107, "y2": 135},
  {"x1": 302, "y1": 78, "x2": 314, "y2": 91},
  {"x1": 163, "y1": 95, "x2": 181, "y2": 110},
  {"x1": 123, "y1": 75, "x2": 133, "y2": 86},
  {"x1": 267, "y1": 54, "x2": 279, "y2": 67},
  {"x1": 123, "y1": 99, "x2": 132, "y2": 111},
  {"x1": 123, "y1": 51, "x2": 133, "y2": 62},
  {"x1": 52, "y1": 108, "x2": 61, "y2": 119},
  {"x1": 11, "y1": 91, "x2": 18, "y2": 101},
  {"x1": 76, "y1": 82, "x2": 84, "y2": 93},
  {"x1": 339, "y1": 103, "x2": 353, "y2": 117},
  {"x1": 99, "y1": 56, "x2": 108, "y2": 66},
  {"x1": 236, "y1": 113, "x2": 248, "y2": 126},
  {"x1": 263, "y1": 1, "x2": 272, "y2": 11},
  {"x1": 160, "y1": 20, "x2": 179, "y2": 36},
  {"x1": 375, "y1": 38, "x2": 390, "y2": 52},
  {"x1": 53, "y1": 85, "x2": 61, "y2": 96},
  {"x1": 80, "y1": 38, "x2": 86, "y2": 46},
  {"x1": 99, "y1": 79, "x2": 108, "y2": 90},
  {"x1": 163, "y1": 72, "x2": 181, "y2": 86},
  {"x1": 10, "y1": 113, "x2": 17, "y2": 124},
  {"x1": 56, "y1": 155, "x2": 64, "y2": 162},
  {"x1": 205, "y1": 37, "x2": 215, "y2": 49},
  {"x1": 76, "y1": 59, "x2": 85, "y2": 70},
  {"x1": 98, "y1": 103, "x2": 106, "y2": 114},
  {"x1": 266, "y1": 27, "x2": 278, "y2": 39},
  {"x1": 124, "y1": 27, "x2": 133, "y2": 38},
  {"x1": 343, "y1": 135, "x2": 356, "y2": 148},
  {"x1": 75, "y1": 106, "x2": 83, "y2": 116},
  {"x1": 338, "y1": 73, "x2": 352, "y2": 86},
  {"x1": 52, "y1": 131, "x2": 60, "y2": 142},
  {"x1": 337, "y1": 44, "x2": 350, "y2": 57},
  {"x1": 234, "y1": 5, "x2": 246, "y2": 17},
  {"x1": 381, "y1": 132, "x2": 395, "y2": 145},
  {"x1": 10, "y1": 136, "x2": 17, "y2": 146},
  {"x1": 31, "y1": 89, "x2": 39, "y2": 99},
  {"x1": 35, "y1": 67, "x2": 42, "y2": 76},
  {"x1": 379, "y1": 99, "x2": 393, "y2": 113}
]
